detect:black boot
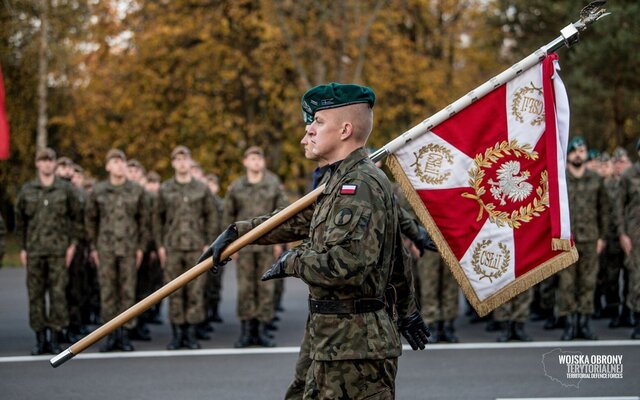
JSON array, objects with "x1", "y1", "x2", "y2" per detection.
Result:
[
  {"x1": 166, "y1": 324, "x2": 183, "y2": 350},
  {"x1": 512, "y1": 322, "x2": 532, "y2": 341},
  {"x1": 196, "y1": 322, "x2": 212, "y2": 340},
  {"x1": 209, "y1": 302, "x2": 223, "y2": 323},
  {"x1": 544, "y1": 314, "x2": 561, "y2": 330},
  {"x1": 119, "y1": 328, "x2": 135, "y2": 351},
  {"x1": 561, "y1": 314, "x2": 576, "y2": 341},
  {"x1": 234, "y1": 320, "x2": 253, "y2": 348},
  {"x1": 31, "y1": 331, "x2": 47, "y2": 355},
  {"x1": 128, "y1": 322, "x2": 151, "y2": 341},
  {"x1": 632, "y1": 312, "x2": 640, "y2": 340},
  {"x1": 184, "y1": 324, "x2": 201, "y2": 349},
  {"x1": 441, "y1": 320, "x2": 459, "y2": 343},
  {"x1": 577, "y1": 314, "x2": 598, "y2": 340},
  {"x1": 255, "y1": 321, "x2": 276, "y2": 347},
  {"x1": 49, "y1": 329, "x2": 63, "y2": 354},
  {"x1": 496, "y1": 321, "x2": 512, "y2": 342},
  {"x1": 100, "y1": 332, "x2": 117, "y2": 352}
]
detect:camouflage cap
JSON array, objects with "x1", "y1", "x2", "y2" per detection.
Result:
[
  {"x1": 567, "y1": 136, "x2": 587, "y2": 154},
  {"x1": 105, "y1": 149, "x2": 126, "y2": 163},
  {"x1": 72, "y1": 163, "x2": 84, "y2": 174},
  {"x1": 612, "y1": 146, "x2": 628, "y2": 161},
  {"x1": 244, "y1": 146, "x2": 264, "y2": 158},
  {"x1": 36, "y1": 147, "x2": 57, "y2": 161},
  {"x1": 301, "y1": 82, "x2": 376, "y2": 125},
  {"x1": 600, "y1": 151, "x2": 611, "y2": 162},
  {"x1": 56, "y1": 156, "x2": 73, "y2": 167},
  {"x1": 146, "y1": 170, "x2": 160, "y2": 183},
  {"x1": 126, "y1": 159, "x2": 143, "y2": 169},
  {"x1": 171, "y1": 145, "x2": 191, "y2": 159}
]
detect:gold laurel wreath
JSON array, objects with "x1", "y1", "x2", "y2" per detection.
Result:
[
  {"x1": 511, "y1": 82, "x2": 544, "y2": 126},
  {"x1": 461, "y1": 140, "x2": 549, "y2": 229},
  {"x1": 471, "y1": 240, "x2": 511, "y2": 282},
  {"x1": 410, "y1": 143, "x2": 454, "y2": 185}
]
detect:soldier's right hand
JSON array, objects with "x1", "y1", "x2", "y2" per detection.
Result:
[
  {"x1": 620, "y1": 234, "x2": 633, "y2": 256},
  {"x1": 197, "y1": 224, "x2": 238, "y2": 273}
]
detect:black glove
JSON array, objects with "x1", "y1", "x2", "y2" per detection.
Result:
[
  {"x1": 197, "y1": 224, "x2": 238, "y2": 273},
  {"x1": 398, "y1": 311, "x2": 430, "y2": 350},
  {"x1": 261, "y1": 250, "x2": 296, "y2": 281},
  {"x1": 414, "y1": 226, "x2": 437, "y2": 256}
]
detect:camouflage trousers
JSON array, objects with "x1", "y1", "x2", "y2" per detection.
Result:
[
  {"x1": 164, "y1": 249, "x2": 206, "y2": 325},
  {"x1": 494, "y1": 289, "x2": 532, "y2": 322},
  {"x1": 626, "y1": 237, "x2": 640, "y2": 312},
  {"x1": 67, "y1": 244, "x2": 89, "y2": 328},
  {"x1": 236, "y1": 249, "x2": 274, "y2": 323},
  {"x1": 97, "y1": 252, "x2": 137, "y2": 329},
  {"x1": 417, "y1": 252, "x2": 459, "y2": 323},
  {"x1": 274, "y1": 278, "x2": 285, "y2": 310},
  {"x1": 557, "y1": 241, "x2": 599, "y2": 316},
  {"x1": 26, "y1": 255, "x2": 69, "y2": 332},
  {"x1": 596, "y1": 245, "x2": 625, "y2": 309},
  {"x1": 285, "y1": 317, "x2": 312, "y2": 400},
  {"x1": 205, "y1": 265, "x2": 224, "y2": 306},
  {"x1": 303, "y1": 357, "x2": 397, "y2": 399},
  {"x1": 535, "y1": 275, "x2": 558, "y2": 312}
]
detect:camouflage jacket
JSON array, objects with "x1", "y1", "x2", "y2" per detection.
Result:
[
  {"x1": 85, "y1": 179, "x2": 148, "y2": 256},
  {"x1": 567, "y1": 169, "x2": 610, "y2": 243},
  {"x1": 224, "y1": 170, "x2": 288, "y2": 252},
  {"x1": 603, "y1": 177, "x2": 622, "y2": 250},
  {"x1": 15, "y1": 177, "x2": 82, "y2": 256},
  {"x1": 155, "y1": 177, "x2": 219, "y2": 251},
  {"x1": 237, "y1": 148, "x2": 417, "y2": 361},
  {"x1": 617, "y1": 162, "x2": 640, "y2": 241}
]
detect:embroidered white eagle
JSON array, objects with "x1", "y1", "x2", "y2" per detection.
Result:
[{"x1": 487, "y1": 161, "x2": 533, "y2": 205}]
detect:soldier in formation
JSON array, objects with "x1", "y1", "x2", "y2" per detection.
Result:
[
  {"x1": 558, "y1": 137, "x2": 610, "y2": 340},
  {"x1": 223, "y1": 146, "x2": 288, "y2": 348},
  {"x1": 155, "y1": 146, "x2": 218, "y2": 350},
  {"x1": 85, "y1": 149, "x2": 148, "y2": 352},
  {"x1": 15, "y1": 148, "x2": 82, "y2": 355}
]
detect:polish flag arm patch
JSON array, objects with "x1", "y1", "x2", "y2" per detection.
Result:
[{"x1": 340, "y1": 184, "x2": 357, "y2": 195}]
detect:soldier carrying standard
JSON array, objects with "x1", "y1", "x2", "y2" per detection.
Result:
[{"x1": 199, "y1": 83, "x2": 429, "y2": 398}]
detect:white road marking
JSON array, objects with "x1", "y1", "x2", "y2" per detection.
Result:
[{"x1": 0, "y1": 340, "x2": 637, "y2": 364}]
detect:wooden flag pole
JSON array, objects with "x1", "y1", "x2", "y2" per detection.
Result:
[
  {"x1": 50, "y1": 184, "x2": 325, "y2": 368},
  {"x1": 51, "y1": 0, "x2": 609, "y2": 369}
]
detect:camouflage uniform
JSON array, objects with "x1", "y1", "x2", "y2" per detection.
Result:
[
  {"x1": 0, "y1": 213, "x2": 6, "y2": 267},
  {"x1": 596, "y1": 176, "x2": 626, "y2": 319},
  {"x1": 224, "y1": 171, "x2": 288, "y2": 325},
  {"x1": 236, "y1": 148, "x2": 418, "y2": 398},
  {"x1": 15, "y1": 177, "x2": 82, "y2": 333},
  {"x1": 494, "y1": 289, "x2": 533, "y2": 323},
  {"x1": 558, "y1": 169, "x2": 609, "y2": 339},
  {"x1": 155, "y1": 177, "x2": 218, "y2": 325},
  {"x1": 417, "y1": 251, "x2": 459, "y2": 342},
  {"x1": 85, "y1": 180, "x2": 148, "y2": 330},
  {"x1": 617, "y1": 161, "x2": 640, "y2": 338},
  {"x1": 204, "y1": 193, "x2": 225, "y2": 322},
  {"x1": 66, "y1": 185, "x2": 90, "y2": 337}
]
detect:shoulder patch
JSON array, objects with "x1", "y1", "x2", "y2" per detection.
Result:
[
  {"x1": 334, "y1": 208, "x2": 353, "y2": 226},
  {"x1": 340, "y1": 184, "x2": 357, "y2": 195}
]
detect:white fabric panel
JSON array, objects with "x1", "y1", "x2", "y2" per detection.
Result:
[
  {"x1": 394, "y1": 131, "x2": 474, "y2": 190},
  {"x1": 459, "y1": 218, "x2": 515, "y2": 301},
  {"x1": 552, "y1": 59, "x2": 572, "y2": 241},
  {"x1": 506, "y1": 64, "x2": 546, "y2": 149}
]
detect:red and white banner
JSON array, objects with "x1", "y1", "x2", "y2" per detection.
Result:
[
  {"x1": 0, "y1": 64, "x2": 10, "y2": 160},
  {"x1": 387, "y1": 54, "x2": 578, "y2": 315}
]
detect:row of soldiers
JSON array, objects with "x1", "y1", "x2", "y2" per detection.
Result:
[{"x1": 14, "y1": 144, "x2": 290, "y2": 355}]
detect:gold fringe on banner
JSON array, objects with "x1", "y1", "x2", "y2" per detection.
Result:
[
  {"x1": 552, "y1": 238, "x2": 573, "y2": 251},
  {"x1": 385, "y1": 154, "x2": 579, "y2": 317}
]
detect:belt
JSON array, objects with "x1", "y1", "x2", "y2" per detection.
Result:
[{"x1": 308, "y1": 297, "x2": 385, "y2": 315}]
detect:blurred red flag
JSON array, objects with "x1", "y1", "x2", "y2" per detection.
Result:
[{"x1": 0, "y1": 64, "x2": 9, "y2": 160}]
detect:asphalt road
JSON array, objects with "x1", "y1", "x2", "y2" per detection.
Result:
[{"x1": 0, "y1": 265, "x2": 638, "y2": 399}]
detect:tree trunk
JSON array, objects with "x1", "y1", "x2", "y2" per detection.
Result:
[{"x1": 37, "y1": 0, "x2": 49, "y2": 150}]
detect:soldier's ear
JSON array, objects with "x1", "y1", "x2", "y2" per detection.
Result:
[{"x1": 340, "y1": 122, "x2": 354, "y2": 141}]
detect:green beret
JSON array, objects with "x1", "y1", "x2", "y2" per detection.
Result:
[
  {"x1": 587, "y1": 149, "x2": 600, "y2": 161},
  {"x1": 567, "y1": 136, "x2": 586, "y2": 155},
  {"x1": 301, "y1": 82, "x2": 375, "y2": 124}
]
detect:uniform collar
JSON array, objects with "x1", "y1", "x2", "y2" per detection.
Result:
[{"x1": 322, "y1": 147, "x2": 369, "y2": 194}]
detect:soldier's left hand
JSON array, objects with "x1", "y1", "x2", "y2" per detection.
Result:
[
  {"x1": 261, "y1": 250, "x2": 296, "y2": 281},
  {"x1": 398, "y1": 311, "x2": 430, "y2": 350},
  {"x1": 414, "y1": 226, "x2": 437, "y2": 256},
  {"x1": 65, "y1": 244, "x2": 76, "y2": 268},
  {"x1": 135, "y1": 249, "x2": 143, "y2": 269}
]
